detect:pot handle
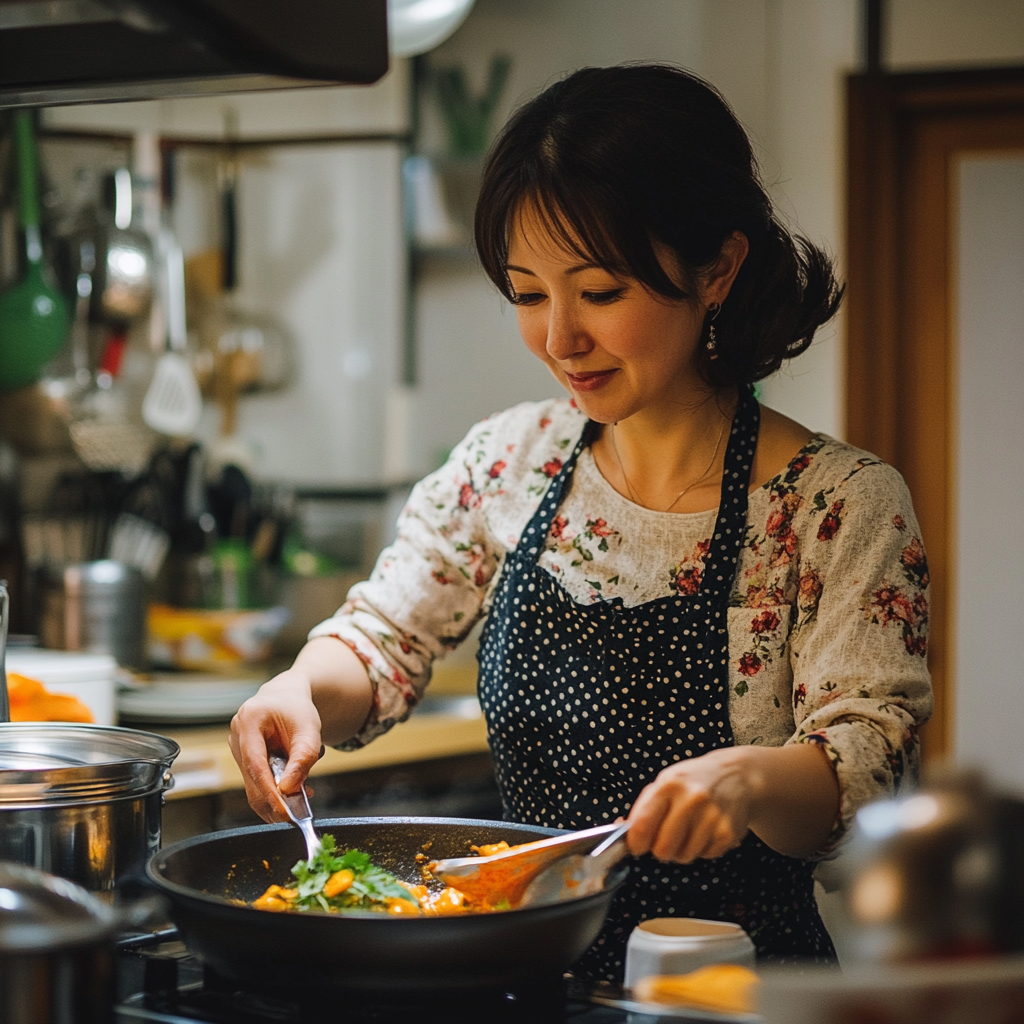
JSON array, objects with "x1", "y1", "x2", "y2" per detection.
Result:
[
  {"x1": 113, "y1": 894, "x2": 170, "y2": 935},
  {"x1": 0, "y1": 580, "x2": 9, "y2": 724}
]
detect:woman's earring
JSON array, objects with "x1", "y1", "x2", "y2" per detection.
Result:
[{"x1": 706, "y1": 302, "x2": 722, "y2": 360}]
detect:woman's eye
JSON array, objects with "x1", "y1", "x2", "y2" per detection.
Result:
[
  {"x1": 583, "y1": 289, "x2": 625, "y2": 305},
  {"x1": 510, "y1": 292, "x2": 544, "y2": 306}
]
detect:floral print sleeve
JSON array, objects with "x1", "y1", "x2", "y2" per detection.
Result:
[
  {"x1": 309, "y1": 400, "x2": 931, "y2": 848},
  {"x1": 308, "y1": 399, "x2": 588, "y2": 748},
  {"x1": 731, "y1": 451, "x2": 933, "y2": 855}
]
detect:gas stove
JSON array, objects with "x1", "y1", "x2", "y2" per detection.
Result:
[{"x1": 113, "y1": 931, "x2": 639, "y2": 1024}]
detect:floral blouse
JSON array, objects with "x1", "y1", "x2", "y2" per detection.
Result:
[{"x1": 310, "y1": 398, "x2": 933, "y2": 851}]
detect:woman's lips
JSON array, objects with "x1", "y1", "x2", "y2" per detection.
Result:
[{"x1": 565, "y1": 369, "x2": 617, "y2": 392}]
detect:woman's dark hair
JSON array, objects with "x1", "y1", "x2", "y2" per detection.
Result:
[{"x1": 475, "y1": 63, "x2": 843, "y2": 387}]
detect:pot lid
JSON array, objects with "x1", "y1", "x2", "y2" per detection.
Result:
[
  {"x1": 0, "y1": 862, "x2": 115, "y2": 953},
  {"x1": 0, "y1": 723, "x2": 178, "y2": 804}
]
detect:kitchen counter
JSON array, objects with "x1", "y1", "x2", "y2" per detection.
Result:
[{"x1": 162, "y1": 705, "x2": 489, "y2": 800}]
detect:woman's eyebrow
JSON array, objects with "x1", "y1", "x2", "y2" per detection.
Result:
[{"x1": 504, "y1": 262, "x2": 603, "y2": 276}]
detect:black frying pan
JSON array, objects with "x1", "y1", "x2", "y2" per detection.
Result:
[{"x1": 147, "y1": 816, "x2": 627, "y2": 991}]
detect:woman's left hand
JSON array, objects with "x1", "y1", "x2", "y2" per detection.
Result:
[
  {"x1": 626, "y1": 746, "x2": 757, "y2": 863},
  {"x1": 626, "y1": 742, "x2": 841, "y2": 863}
]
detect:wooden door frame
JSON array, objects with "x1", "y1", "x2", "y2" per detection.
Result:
[{"x1": 846, "y1": 66, "x2": 1024, "y2": 761}]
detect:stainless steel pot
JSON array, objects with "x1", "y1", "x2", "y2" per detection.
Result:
[
  {"x1": 0, "y1": 723, "x2": 178, "y2": 892},
  {"x1": 834, "y1": 769, "x2": 1024, "y2": 963},
  {"x1": 0, "y1": 862, "x2": 119, "y2": 1023},
  {"x1": 1, "y1": 584, "x2": 178, "y2": 892}
]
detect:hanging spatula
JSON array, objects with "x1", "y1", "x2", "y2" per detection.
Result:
[
  {"x1": 142, "y1": 233, "x2": 202, "y2": 436},
  {"x1": 429, "y1": 821, "x2": 630, "y2": 909}
]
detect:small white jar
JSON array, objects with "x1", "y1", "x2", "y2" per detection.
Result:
[{"x1": 624, "y1": 918, "x2": 756, "y2": 990}]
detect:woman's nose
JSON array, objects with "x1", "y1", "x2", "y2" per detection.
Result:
[{"x1": 545, "y1": 303, "x2": 590, "y2": 361}]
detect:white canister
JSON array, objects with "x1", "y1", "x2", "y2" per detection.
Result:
[
  {"x1": 624, "y1": 918, "x2": 756, "y2": 990},
  {"x1": 6, "y1": 648, "x2": 118, "y2": 726}
]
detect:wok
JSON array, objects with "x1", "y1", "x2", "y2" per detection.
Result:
[{"x1": 147, "y1": 816, "x2": 627, "y2": 992}]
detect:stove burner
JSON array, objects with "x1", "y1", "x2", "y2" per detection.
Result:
[{"x1": 114, "y1": 931, "x2": 619, "y2": 1024}]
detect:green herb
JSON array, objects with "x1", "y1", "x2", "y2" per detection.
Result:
[{"x1": 287, "y1": 835, "x2": 419, "y2": 914}]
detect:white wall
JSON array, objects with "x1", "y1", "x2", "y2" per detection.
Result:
[
  {"x1": 953, "y1": 155, "x2": 1024, "y2": 793},
  {"x1": 887, "y1": 0, "x2": 1024, "y2": 69},
  {"x1": 407, "y1": 0, "x2": 1024, "y2": 473}
]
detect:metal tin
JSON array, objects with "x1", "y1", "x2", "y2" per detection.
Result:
[{"x1": 40, "y1": 560, "x2": 147, "y2": 670}]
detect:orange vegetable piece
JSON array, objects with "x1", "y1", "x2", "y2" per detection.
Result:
[
  {"x1": 252, "y1": 894, "x2": 292, "y2": 912},
  {"x1": 426, "y1": 887, "x2": 470, "y2": 915},
  {"x1": 471, "y1": 841, "x2": 510, "y2": 857},
  {"x1": 385, "y1": 897, "x2": 420, "y2": 915},
  {"x1": 323, "y1": 869, "x2": 354, "y2": 898},
  {"x1": 6, "y1": 673, "x2": 93, "y2": 723}
]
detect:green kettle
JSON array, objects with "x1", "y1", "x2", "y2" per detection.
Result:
[{"x1": 0, "y1": 112, "x2": 70, "y2": 391}]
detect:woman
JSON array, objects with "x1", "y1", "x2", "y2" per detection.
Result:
[{"x1": 231, "y1": 64, "x2": 932, "y2": 979}]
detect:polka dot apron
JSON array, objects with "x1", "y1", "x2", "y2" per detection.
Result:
[{"x1": 477, "y1": 387, "x2": 836, "y2": 982}]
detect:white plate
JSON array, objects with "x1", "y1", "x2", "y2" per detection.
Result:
[{"x1": 117, "y1": 679, "x2": 262, "y2": 724}]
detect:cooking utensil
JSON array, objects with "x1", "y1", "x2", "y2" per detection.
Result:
[
  {"x1": 90, "y1": 168, "x2": 154, "y2": 326},
  {"x1": 67, "y1": 239, "x2": 95, "y2": 390},
  {"x1": 0, "y1": 722, "x2": 178, "y2": 890},
  {"x1": 142, "y1": 231, "x2": 202, "y2": 436},
  {"x1": 106, "y1": 513, "x2": 170, "y2": 581},
  {"x1": 429, "y1": 820, "x2": 631, "y2": 909},
  {"x1": 147, "y1": 817, "x2": 628, "y2": 991},
  {"x1": 54, "y1": 168, "x2": 161, "y2": 471},
  {"x1": 0, "y1": 112, "x2": 70, "y2": 391},
  {"x1": 268, "y1": 752, "x2": 320, "y2": 862},
  {"x1": 187, "y1": 146, "x2": 290, "y2": 472}
]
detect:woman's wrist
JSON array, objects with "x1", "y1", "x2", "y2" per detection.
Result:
[
  {"x1": 292, "y1": 636, "x2": 374, "y2": 746},
  {"x1": 741, "y1": 742, "x2": 840, "y2": 858}
]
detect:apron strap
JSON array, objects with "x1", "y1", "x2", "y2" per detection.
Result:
[
  {"x1": 515, "y1": 418, "x2": 597, "y2": 563},
  {"x1": 702, "y1": 384, "x2": 760, "y2": 603}
]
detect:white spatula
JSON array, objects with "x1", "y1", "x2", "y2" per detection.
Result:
[
  {"x1": 142, "y1": 233, "x2": 202, "y2": 436},
  {"x1": 429, "y1": 821, "x2": 631, "y2": 909}
]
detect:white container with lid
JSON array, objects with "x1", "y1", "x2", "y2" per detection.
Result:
[
  {"x1": 6, "y1": 649, "x2": 118, "y2": 726},
  {"x1": 624, "y1": 917, "x2": 756, "y2": 990}
]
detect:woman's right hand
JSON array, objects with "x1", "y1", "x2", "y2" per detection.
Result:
[{"x1": 229, "y1": 667, "x2": 324, "y2": 823}]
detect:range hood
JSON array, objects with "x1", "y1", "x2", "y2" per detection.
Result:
[{"x1": 0, "y1": 0, "x2": 389, "y2": 108}]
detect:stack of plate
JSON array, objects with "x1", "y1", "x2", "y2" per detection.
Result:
[{"x1": 116, "y1": 678, "x2": 262, "y2": 725}]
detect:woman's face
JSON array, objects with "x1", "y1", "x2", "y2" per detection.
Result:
[{"x1": 506, "y1": 203, "x2": 710, "y2": 426}]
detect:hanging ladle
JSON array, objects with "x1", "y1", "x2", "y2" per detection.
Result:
[{"x1": 429, "y1": 820, "x2": 631, "y2": 909}]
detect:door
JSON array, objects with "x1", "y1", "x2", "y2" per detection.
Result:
[{"x1": 846, "y1": 67, "x2": 1024, "y2": 766}]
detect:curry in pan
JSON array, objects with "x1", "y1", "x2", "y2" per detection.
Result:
[{"x1": 251, "y1": 836, "x2": 524, "y2": 916}]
